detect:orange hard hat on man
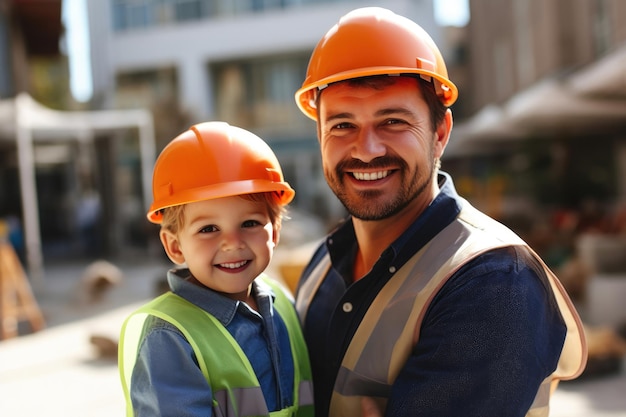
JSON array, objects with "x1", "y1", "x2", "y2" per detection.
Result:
[
  {"x1": 147, "y1": 121, "x2": 295, "y2": 224},
  {"x1": 295, "y1": 7, "x2": 458, "y2": 120}
]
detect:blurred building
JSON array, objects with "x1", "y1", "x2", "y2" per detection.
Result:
[
  {"x1": 467, "y1": 0, "x2": 626, "y2": 111},
  {"x1": 1, "y1": 0, "x2": 453, "y2": 273},
  {"x1": 0, "y1": 0, "x2": 63, "y2": 99},
  {"x1": 84, "y1": 0, "x2": 447, "y2": 225},
  {"x1": 444, "y1": 0, "x2": 626, "y2": 245},
  {"x1": 0, "y1": 0, "x2": 64, "y2": 271},
  {"x1": 4, "y1": 0, "x2": 625, "y2": 278},
  {"x1": 1, "y1": 0, "x2": 156, "y2": 279}
]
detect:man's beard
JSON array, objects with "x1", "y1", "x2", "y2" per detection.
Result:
[{"x1": 325, "y1": 156, "x2": 434, "y2": 221}]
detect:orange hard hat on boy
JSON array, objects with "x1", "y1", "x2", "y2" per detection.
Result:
[
  {"x1": 147, "y1": 121, "x2": 295, "y2": 224},
  {"x1": 295, "y1": 7, "x2": 458, "y2": 120}
]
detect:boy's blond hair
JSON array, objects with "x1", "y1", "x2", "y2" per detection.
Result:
[{"x1": 160, "y1": 192, "x2": 286, "y2": 235}]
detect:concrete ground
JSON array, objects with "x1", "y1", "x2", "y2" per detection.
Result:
[{"x1": 1, "y1": 256, "x2": 625, "y2": 416}]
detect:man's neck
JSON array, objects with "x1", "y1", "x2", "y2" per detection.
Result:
[{"x1": 351, "y1": 185, "x2": 438, "y2": 280}]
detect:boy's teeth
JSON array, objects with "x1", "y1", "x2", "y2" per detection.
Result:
[{"x1": 221, "y1": 261, "x2": 247, "y2": 269}]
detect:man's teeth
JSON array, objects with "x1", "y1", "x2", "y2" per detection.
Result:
[
  {"x1": 353, "y1": 171, "x2": 389, "y2": 181},
  {"x1": 221, "y1": 260, "x2": 248, "y2": 269}
]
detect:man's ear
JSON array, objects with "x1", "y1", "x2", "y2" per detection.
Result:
[
  {"x1": 160, "y1": 230, "x2": 186, "y2": 265},
  {"x1": 434, "y1": 108, "x2": 453, "y2": 159}
]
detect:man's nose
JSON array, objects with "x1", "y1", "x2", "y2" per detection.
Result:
[{"x1": 351, "y1": 128, "x2": 386, "y2": 162}]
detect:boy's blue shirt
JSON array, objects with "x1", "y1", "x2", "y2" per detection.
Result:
[{"x1": 129, "y1": 269, "x2": 295, "y2": 416}]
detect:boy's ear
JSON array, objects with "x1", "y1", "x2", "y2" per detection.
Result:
[
  {"x1": 160, "y1": 230, "x2": 186, "y2": 265},
  {"x1": 273, "y1": 225, "x2": 280, "y2": 246}
]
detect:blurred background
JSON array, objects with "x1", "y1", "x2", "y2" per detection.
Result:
[{"x1": 0, "y1": 0, "x2": 625, "y2": 415}]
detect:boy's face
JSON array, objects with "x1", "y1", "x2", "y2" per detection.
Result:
[{"x1": 160, "y1": 195, "x2": 278, "y2": 301}]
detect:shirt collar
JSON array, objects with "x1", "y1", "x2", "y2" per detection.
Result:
[{"x1": 166, "y1": 269, "x2": 275, "y2": 326}]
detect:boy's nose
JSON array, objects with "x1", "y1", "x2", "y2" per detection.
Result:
[{"x1": 221, "y1": 232, "x2": 245, "y2": 250}]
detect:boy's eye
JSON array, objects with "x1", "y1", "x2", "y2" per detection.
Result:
[
  {"x1": 199, "y1": 225, "x2": 218, "y2": 233},
  {"x1": 242, "y1": 219, "x2": 261, "y2": 228}
]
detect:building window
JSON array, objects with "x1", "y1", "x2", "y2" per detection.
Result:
[
  {"x1": 111, "y1": 0, "x2": 343, "y2": 31},
  {"x1": 211, "y1": 53, "x2": 311, "y2": 136},
  {"x1": 112, "y1": 0, "x2": 214, "y2": 31}
]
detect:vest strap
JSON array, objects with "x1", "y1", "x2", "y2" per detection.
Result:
[{"x1": 296, "y1": 259, "x2": 330, "y2": 326}]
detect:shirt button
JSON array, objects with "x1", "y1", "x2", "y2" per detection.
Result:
[
  {"x1": 342, "y1": 302, "x2": 353, "y2": 313},
  {"x1": 389, "y1": 266, "x2": 397, "y2": 273}
]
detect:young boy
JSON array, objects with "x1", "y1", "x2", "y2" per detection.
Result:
[{"x1": 118, "y1": 122, "x2": 314, "y2": 417}]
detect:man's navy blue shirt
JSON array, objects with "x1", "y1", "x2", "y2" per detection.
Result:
[{"x1": 297, "y1": 172, "x2": 567, "y2": 417}]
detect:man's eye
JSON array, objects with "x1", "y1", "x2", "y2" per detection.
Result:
[{"x1": 334, "y1": 122, "x2": 353, "y2": 129}]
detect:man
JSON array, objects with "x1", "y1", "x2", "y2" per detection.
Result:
[{"x1": 294, "y1": 7, "x2": 587, "y2": 417}]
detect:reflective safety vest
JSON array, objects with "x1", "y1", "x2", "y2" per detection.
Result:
[
  {"x1": 296, "y1": 199, "x2": 587, "y2": 417},
  {"x1": 120, "y1": 276, "x2": 314, "y2": 417}
]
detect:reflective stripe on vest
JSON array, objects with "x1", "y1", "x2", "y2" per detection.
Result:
[
  {"x1": 296, "y1": 199, "x2": 586, "y2": 417},
  {"x1": 119, "y1": 275, "x2": 314, "y2": 417}
]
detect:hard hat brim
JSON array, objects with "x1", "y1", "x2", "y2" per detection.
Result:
[
  {"x1": 147, "y1": 179, "x2": 295, "y2": 224},
  {"x1": 295, "y1": 67, "x2": 458, "y2": 121}
]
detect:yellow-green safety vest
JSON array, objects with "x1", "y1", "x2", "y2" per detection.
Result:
[
  {"x1": 296, "y1": 199, "x2": 587, "y2": 417},
  {"x1": 120, "y1": 276, "x2": 314, "y2": 417}
]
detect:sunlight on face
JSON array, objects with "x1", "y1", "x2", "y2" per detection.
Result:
[
  {"x1": 161, "y1": 196, "x2": 276, "y2": 302},
  {"x1": 318, "y1": 77, "x2": 438, "y2": 220}
]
